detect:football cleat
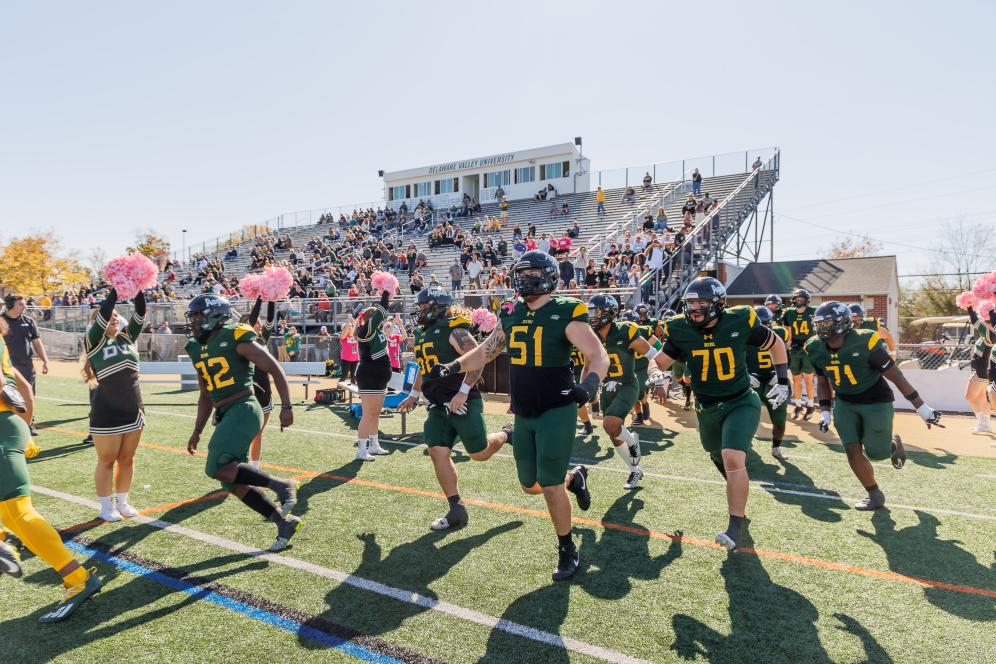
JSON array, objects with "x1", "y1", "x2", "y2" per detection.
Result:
[
  {"x1": 854, "y1": 490, "x2": 886, "y2": 511},
  {"x1": 552, "y1": 543, "x2": 580, "y2": 581},
  {"x1": 501, "y1": 423, "x2": 515, "y2": 447},
  {"x1": 632, "y1": 413, "x2": 645, "y2": 426},
  {"x1": 624, "y1": 468, "x2": 644, "y2": 490},
  {"x1": 682, "y1": 395, "x2": 692, "y2": 411},
  {"x1": 891, "y1": 435, "x2": 906, "y2": 470},
  {"x1": 0, "y1": 540, "x2": 24, "y2": 578},
  {"x1": 802, "y1": 405, "x2": 815, "y2": 421},
  {"x1": 582, "y1": 421, "x2": 594, "y2": 435},
  {"x1": 268, "y1": 515, "x2": 302, "y2": 552},
  {"x1": 792, "y1": 404, "x2": 804, "y2": 419},
  {"x1": 430, "y1": 505, "x2": 468, "y2": 531},
  {"x1": 714, "y1": 532, "x2": 738, "y2": 552},
  {"x1": 2, "y1": 530, "x2": 23, "y2": 551},
  {"x1": 274, "y1": 480, "x2": 298, "y2": 517},
  {"x1": 38, "y1": 568, "x2": 102, "y2": 623},
  {"x1": 771, "y1": 446, "x2": 787, "y2": 461},
  {"x1": 356, "y1": 440, "x2": 375, "y2": 462},
  {"x1": 567, "y1": 465, "x2": 591, "y2": 511}
]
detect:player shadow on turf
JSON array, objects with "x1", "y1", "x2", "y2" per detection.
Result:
[
  {"x1": 857, "y1": 510, "x2": 996, "y2": 622},
  {"x1": 903, "y1": 448, "x2": 958, "y2": 470},
  {"x1": 671, "y1": 528, "x2": 832, "y2": 663},
  {"x1": 746, "y1": 449, "x2": 846, "y2": 523},
  {"x1": 27, "y1": 439, "x2": 97, "y2": 463},
  {"x1": 833, "y1": 612, "x2": 894, "y2": 664},
  {"x1": 10, "y1": 550, "x2": 266, "y2": 658},
  {"x1": 293, "y1": 459, "x2": 364, "y2": 517},
  {"x1": 299, "y1": 520, "x2": 524, "y2": 650},
  {"x1": 479, "y1": 498, "x2": 683, "y2": 664}
]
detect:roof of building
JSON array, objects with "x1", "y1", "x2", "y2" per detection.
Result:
[{"x1": 725, "y1": 256, "x2": 898, "y2": 297}]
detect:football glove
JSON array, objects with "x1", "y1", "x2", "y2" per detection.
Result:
[
  {"x1": 445, "y1": 400, "x2": 468, "y2": 416},
  {"x1": 917, "y1": 404, "x2": 943, "y2": 428},
  {"x1": 819, "y1": 410, "x2": 831, "y2": 433},
  {"x1": 563, "y1": 373, "x2": 600, "y2": 406},
  {"x1": 429, "y1": 361, "x2": 460, "y2": 380},
  {"x1": 766, "y1": 384, "x2": 789, "y2": 410},
  {"x1": 749, "y1": 373, "x2": 761, "y2": 390},
  {"x1": 603, "y1": 380, "x2": 620, "y2": 393}
]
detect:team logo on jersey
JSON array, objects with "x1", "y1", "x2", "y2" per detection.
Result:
[
  {"x1": 220, "y1": 342, "x2": 228, "y2": 347},
  {"x1": 551, "y1": 315, "x2": 560, "y2": 320},
  {"x1": 731, "y1": 332, "x2": 740, "y2": 337}
]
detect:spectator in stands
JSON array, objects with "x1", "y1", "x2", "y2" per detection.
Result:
[
  {"x1": 682, "y1": 211, "x2": 695, "y2": 230},
  {"x1": 561, "y1": 200, "x2": 569, "y2": 217},
  {"x1": 643, "y1": 213, "x2": 655, "y2": 231},
  {"x1": 549, "y1": 200, "x2": 558, "y2": 218},
  {"x1": 654, "y1": 208, "x2": 668, "y2": 231},
  {"x1": 584, "y1": 259, "x2": 598, "y2": 289},
  {"x1": 315, "y1": 326, "x2": 333, "y2": 364},
  {"x1": 559, "y1": 254, "x2": 574, "y2": 288},
  {"x1": 383, "y1": 316, "x2": 406, "y2": 373},
  {"x1": 596, "y1": 186, "x2": 606, "y2": 217},
  {"x1": 538, "y1": 233, "x2": 551, "y2": 255},
  {"x1": 513, "y1": 236, "x2": 527, "y2": 259},
  {"x1": 500, "y1": 196, "x2": 510, "y2": 225},
  {"x1": 283, "y1": 326, "x2": 301, "y2": 362},
  {"x1": 449, "y1": 259, "x2": 464, "y2": 291},
  {"x1": 597, "y1": 261, "x2": 612, "y2": 289},
  {"x1": 494, "y1": 185, "x2": 504, "y2": 201},
  {"x1": 497, "y1": 236, "x2": 508, "y2": 257},
  {"x1": 527, "y1": 222, "x2": 537, "y2": 238},
  {"x1": 642, "y1": 172, "x2": 653, "y2": 191},
  {"x1": 556, "y1": 231, "x2": 572, "y2": 257},
  {"x1": 534, "y1": 187, "x2": 548, "y2": 201},
  {"x1": 157, "y1": 321, "x2": 172, "y2": 334},
  {"x1": 482, "y1": 244, "x2": 498, "y2": 267},
  {"x1": 467, "y1": 254, "x2": 484, "y2": 289},
  {"x1": 573, "y1": 246, "x2": 589, "y2": 285},
  {"x1": 622, "y1": 187, "x2": 637, "y2": 204},
  {"x1": 512, "y1": 223, "x2": 523, "y2": 240},
  {"x1": 681, "y1": 194, "x2": 697, "y2": 219},
  {"x1": 409, "y1": 270, "x2": 424, "y2": 295},
  {"x1": 525, "y1": 235, "x2": 537, "y2": 252},
  {"x1": 752, "y1": 156, "x2": 763, "y2": 170},
  {"x1": 692, "y1": 168, "x2": 702, "y2": 196},
  {"x1": 546, "y1": 184, "x2": 557, "y2": 198}
]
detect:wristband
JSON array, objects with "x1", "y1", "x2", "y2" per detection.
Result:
[
  {"x1": 458, "y1": 383, "x2": 471, "y2": 395},
  {"x1": 644, "y1": 346, "x2": 660, "y2": 361},
  {"x1": 410, "y1": 391, "x2": 422, "y2": 400},
  {"x1": 903, "y1": 390, "x2": 919, "y2": 402},
  {"x1": 281, "y1": 404, "x2": 293, "y2": 410},
  {"x1": 818, "y1": 399, "x2": 831, "y2": 409}
]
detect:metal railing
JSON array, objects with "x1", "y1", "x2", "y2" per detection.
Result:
[
  {"x1": 895, "y1": 343, "x2": 974, "y2": 371},
  {"x1": 638, "y1": 149, "x2": 781, "y2": 307}
]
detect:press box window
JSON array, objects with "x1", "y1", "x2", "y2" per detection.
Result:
[
  {"x1": 539, "y1": 161, "x2": 570, "y2": 180},
  {"x1": 415, "y1": 181, "x2": 432, "y2": 197},
  {"x1": 514, "y1": 166, "x2": 535, "y2": 184},
  {"x1": 390, "y1": 185, "x2": 409, "y2": 201},
  {"x1": 435, "y1": 178, "x2": 457, "y2": 194},
  {"x1": 484, "y1": 170, "x2": 511, "y2": 188}
]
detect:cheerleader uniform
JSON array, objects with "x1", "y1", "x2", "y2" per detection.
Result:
[
  {"x1": 84, "y1": 290, "x2": 145, "y2": 436},
  {"x1": 354, "y1": 292, "x2": 392, "y2": 396},
  {"x1": 249, "y1": 299, "x2": 275, "y2": 415}
]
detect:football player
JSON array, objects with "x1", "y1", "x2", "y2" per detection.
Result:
[
  {"x1": 748, "y1": 306, "x2": 790, "y2": 460},
  {"x1": 655, "y1": 277, "x2": 790, "y2": 551},
  {"x1": 806, "y1": 302, "x2": 941, "y2": 510},
  {"x1": 0, "y1": 319, "x2": 103, "y2": 621},
  {"x1": 782, "y1": 288, "x2": 817, "y2": 420},
  {"x1": 848, "y1": 304, "x2": 896, "y2": 356},
  {"x1": 571, "y1": 346, "x2": 595, "y2": 435},
  {"x1": 398, "y1": 288, "x2": 512, "y2": 530},
  {"x1": 764, "y1": 294, "x2": 784, "y2": 325},
  {"x1": 638, "y1": 305, "x2": 691, "y2": 409},
  {"x1": 588, "y1": 295, "x2": 669, "y2": 489},
  {"x1": 431, "y1": 250, "x2": 609, "y2": 580},
  {"x1": 629, "y1": 308, "x2": 670, "y2": 425},
  {"x1": 184, "y1": 295, "x2": 302, "y2": 552}
]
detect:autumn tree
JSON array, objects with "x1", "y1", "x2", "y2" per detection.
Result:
[
  {"x1": 128, "y1": 231, "x2": 171, "y2": 261},
  {"x1": 823, "y1": 236, "x2": 883, "y2": 259},
  {"x1": 0, "y1": 232, "x2": 92, "y2": 296}
]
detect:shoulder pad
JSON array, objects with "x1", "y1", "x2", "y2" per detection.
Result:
[
  {"x1": 621, "y1": 321, "x2": 638, "y2": 339},
  {"x1": 803, "y1": 335, "x2": 822, "y2": 350},
  {"x1": 727, "y1": 305, "x2": 757, "y2": 326},
  {"x1": 230, "y1": 323, "x2": 256, "y2": 342},
  {"x1": 449, "y1": 315, "x2": 472, "y2": 328}
]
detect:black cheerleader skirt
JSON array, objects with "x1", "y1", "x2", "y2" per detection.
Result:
[
  {"x1": 355, "y1": 358, "x2": 392, "y2": 396},
  {"x1": 253, "y1": 367, "x2": 273, "y2": 414},
  {"x1": 89, "y1": 371, "x2": 145, "y2": 436}
]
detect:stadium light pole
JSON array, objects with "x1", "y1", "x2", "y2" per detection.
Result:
[
  {"x1": 574, "y1": 136, "x2": 582, "y2": 194},
  {"x1": 182, "y1": 229, "x2": 187, "y2": 264}
]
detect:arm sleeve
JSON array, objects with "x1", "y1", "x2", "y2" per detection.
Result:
[
  {"x1": 248, "y1": 297, "x2": 262, "y2": 326},
  {"x1": 968, "y1": 307, "x2": 978, "y2": 324},
  {"x1": 87, "y1": 290, "x2": 117, "y2": 353},
  {"x1": 261, "y1": 302, "x2": 276, "y2": 342},
  {"x1": 867, "y1": 345, "x2": 895, "y2": 373},
  {"x1": 746, "y1": 324, "x2": 773, "y2": 348},
  {"x1": 380, "y1": 290, "x2": 390, "y2": 309},
  {"x1": 126, "y1": 291, "x2": 146, "y2": 341}
]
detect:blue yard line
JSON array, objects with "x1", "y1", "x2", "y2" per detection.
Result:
[{"x1": 65, "y1": 541, "x2": 403, "y2": 664}]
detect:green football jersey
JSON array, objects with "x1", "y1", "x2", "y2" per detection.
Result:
[
  {"x1": 972, "y1": 320, "x2": 995, "y2": 359},
  {"x1": 185, "y1": 323, "x2": 257, "y2": 404},
  {"x1": 0, "y1": 337, "x2": 16, "y2": 414},
  {"x1": 357, "y1": 304, "x2": 389, "y2": 362},
  {"x1": 414, "y1": 314, "x2": 480, "y2": 406},
  {"x1": 85, "y1": 309, "x2": 144, "y2": 382},
  {"x1": 804, "y1": 329, "x2": 893, "y2": 402},
  {"x1": 633, "y1": 323, "x2": 655, "y2": 372},
  {"x1": 783, "y1": 306, "x2": 817, "y2": 348},
  {"x1": 747, "y1": 325, "x2": 787, "y2": 383},
  {"x1": 770, "y1": 307, "x2": 785, "y2": 325},
  {"x1": 499, "y1": 295, "x2": 588, "y2": 417},
  {"x1": 858, "y1": 317, "x2": 881, "y2": 332},
  {"x1": 663, "y1": 306, "x2": 768, "y2": 401},
  {"x1": 600, "y1": 321, "x2": 640, "y2": 387}
]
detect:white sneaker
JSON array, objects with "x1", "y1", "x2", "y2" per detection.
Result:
[
  {"x1": 356, "y1": 440, "x2": 375, "y2": 462},
  {"x1": 99, "y1": 506, "x2": 122, "y2": 522},
  {"x1": 368, "y1": 440, "x2": 389, "y2": 455},
  {"x1": 117, "y1": 502, "x2": 140, "y2": 519},
  {"x1": 771, "y1": 446, "x2": 787, "y2": 461},
  {"x1": 970, "y1": 421, "x2": 991, "y2": 434}
]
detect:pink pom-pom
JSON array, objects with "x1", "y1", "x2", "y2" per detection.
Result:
[
  {"x1": 470, "y1": 307, "x2": 498, "y2": 332},
  {"x1": 239, "y1": 273, "x2": 262, "y2": 301},
  {"x1": 103, "y1": 252, "x2": 159, "y2": 299},
  {"x1": 955, "y1": 291, "x2": 978, "y2": 310},
  {"x1": 258, "y1": 266, "x2": 294, "y2": 301},
  {"x1": 977, "y1": 299, "x2": 996, "y2": 320},
  {"x1": 971, "y1": 271, "x2": 996, "y2": 300},
  {"x1": 371, "y1": 271, "x2": 399, "y2": 296}
]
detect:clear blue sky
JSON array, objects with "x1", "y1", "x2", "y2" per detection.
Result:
[{"x1": 2, "y1": 1, "x2": 993, "y2": 276}]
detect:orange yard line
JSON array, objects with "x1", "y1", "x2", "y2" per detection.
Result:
[{"x1": 41, "y1": 426, "x2": 996, "y2": 600}]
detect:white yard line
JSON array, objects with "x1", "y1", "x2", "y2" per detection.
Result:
[
  {"x1": 35, "y1": 484, "x2": 653, "y2": 664},
  {"x1": 36, "y1": 396, "x2": 996, "y2": 520}
]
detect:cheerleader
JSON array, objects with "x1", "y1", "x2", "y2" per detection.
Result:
[
  {"x1": 965, "y1": 305, "x2": 993, "y2": 433},
  {"x1": 338, "y1": 319, "x2": 359, "y2": 383},
  {"x1": 382, "y1": 314, "x2": 407, "y2": 374},
  {"x1": 245, "y1": 297, "x2": 276, "y2": 467},
  {"x1": 83, "y1": 288, "x2": 146, "y2": 522},
  {"x1": 353, "y1": 286, "x2": 394, "y2": 461}
]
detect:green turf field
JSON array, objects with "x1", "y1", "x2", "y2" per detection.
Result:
[{"x1": 2, "y1": 375, "x2": 994, "y2": 663}]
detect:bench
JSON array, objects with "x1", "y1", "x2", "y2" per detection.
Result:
[
  {"x1": 340, "y1": 361, "x2": 420, "y2": 435},
  {"x1": 139, "y1": 359, "x2": 329, "y2": 399}
]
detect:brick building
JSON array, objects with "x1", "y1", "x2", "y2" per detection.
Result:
[{"x1": 721, "y1": 256, "x2": 900, "y2": 338}]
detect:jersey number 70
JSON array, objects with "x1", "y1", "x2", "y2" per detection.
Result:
[{"x1": 690, "y1": 347, "x2": 736, "y2": 381}]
